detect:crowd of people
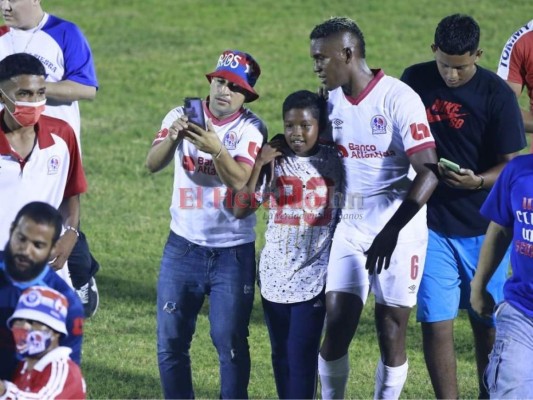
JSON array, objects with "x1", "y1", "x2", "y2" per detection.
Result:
[{"x1": 0, "y1": 1, "x2": 531, "y2": 399}]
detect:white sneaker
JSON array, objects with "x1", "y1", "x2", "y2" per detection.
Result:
[{"x1": 76, "y1": 277, "x2": 99, "y2": 318}]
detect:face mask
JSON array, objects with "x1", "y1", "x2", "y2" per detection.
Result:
[
  {"x1": 1, "y1": 90, "x2": 46, "y2": 127},
  {"x1": 12, "y1": 327, "x2": 53, "y2": 357}
]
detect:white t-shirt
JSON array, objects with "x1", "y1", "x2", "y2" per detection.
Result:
[
  {"x1": 0, "y1": 13, "x2": 99, "y2": 147},
  {"x1": 327, "y1": 70, "x2": 435, "y2": 242},
  {"x1": 152, "y1": 101, "x2": 267, "y2": 247},
  {"x1": 258, "y1": 144, "x2": 343, "y2": 303}
]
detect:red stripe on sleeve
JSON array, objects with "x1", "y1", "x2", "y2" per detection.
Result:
[
  {"x1": 405, "y1": 141, "x2": 436, "y2": 157},
  {"x1": 234, "y1": 155, "x2": 255, "y2": 167}
]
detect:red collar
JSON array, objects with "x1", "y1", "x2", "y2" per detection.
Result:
[
  {"x1": 204, "y1": 98, "x2": 245, "y2": 126},
  {"x1": 0, "y1": 110, "x2": 54, "y2": 155},
  {"x1": 345, "y1": 69, "x2": 385, "y2": 105}
]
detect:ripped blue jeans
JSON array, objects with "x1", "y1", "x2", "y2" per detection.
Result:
[{"x1": 156, "y1": 231, "x2": 256, "y2": 399}]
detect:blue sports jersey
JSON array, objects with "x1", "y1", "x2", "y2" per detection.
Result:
[
  {"x1": 401, "y1": 62, "x2": 526, "y2": 237},
  {"x1": 0, "y1": 261, "x2": 84, "y2": 380},
  {"x1": 481, "y1": 155, "x2": 533, "y2": 317}
]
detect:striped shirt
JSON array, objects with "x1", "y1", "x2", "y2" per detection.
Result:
[{"x1": 1, "y1": 347, "x2": 86, "y2": 399}]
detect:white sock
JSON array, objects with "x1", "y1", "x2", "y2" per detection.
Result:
[
  {"x1": 374, "y1": 359, "x2": 408, "y2": 400},
  {"x1": 318, "y1": 353, "x2": 350, "y2": 400}
]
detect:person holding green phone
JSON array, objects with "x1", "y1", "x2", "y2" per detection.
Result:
[
  {"x1": 439, "y1": 157, "x2": 461, "y2": 173},
  {"x1": 401, "y1": 14, "x2": 527, "y2": 398}
]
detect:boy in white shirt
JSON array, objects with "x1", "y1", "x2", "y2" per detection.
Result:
[{"x1": 235, "y1": 90, "x2": 343, "y2": 399}]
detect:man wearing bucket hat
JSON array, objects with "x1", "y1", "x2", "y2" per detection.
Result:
[
  {"x1": 0, "y1": 202, "x2": 84, "y2": 381},
  {"x1": 146, "y1": 49, "x2": 267, "y2": 399},
  {"x1": 0, "y1": 286, "x2": 86, "y2": 399}
]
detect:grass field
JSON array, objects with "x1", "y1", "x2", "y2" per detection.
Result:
[{"x1": 48, "y1": 0, "x2": 533, "y2": 398}]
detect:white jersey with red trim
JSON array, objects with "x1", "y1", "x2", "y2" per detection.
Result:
[
  {"x1": 258, "y1": 144, "x2": 343, "y2": 303},
  {"x1": 0, "y1": 13, "x2": 99, "y2": 146},
  {"x1": 0, "y1": 114, "x2": 87, "y2": 248},
  {"x1": 497, "y1": 20, "x2": 533, "y2": 113},
  {"x1": 1, "y1": 347, "x2": 86, "y2": 400},
  {"x1": 328, "y1": 70, "x2": 435, "y2": 241},
  {"x1": 152, "y1": 101, "x2": 267, "y2": 247}
]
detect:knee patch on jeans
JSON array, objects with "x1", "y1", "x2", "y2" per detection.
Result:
[{"x1": 163, "y1": 301, "x2": 177, "y2": 314}]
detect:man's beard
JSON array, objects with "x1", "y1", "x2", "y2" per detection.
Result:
[{"x1": 3, "y1": 243, "x2": 48, "y2": 282}]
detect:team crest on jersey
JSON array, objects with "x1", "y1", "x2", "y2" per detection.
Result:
[
  {"x1": 47, "y1": 156, "x2": 60, "y2": 175},
  {"x1": 371, "y1": 115, "x2": 387, "y2": 135},
  {"x1": 223, "y1": 131, "x2": 237, "y2": 150}
]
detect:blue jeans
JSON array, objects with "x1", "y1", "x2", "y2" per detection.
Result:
[
  {"x1": 262, "y1": 293, "x2": 326, "y2": 399},
  {"x1": 484, "y1": 302, "x2": 533, "y2": 398},
  {"x1": 156, "y1": 231, "x2": 256, "y2": 399}
]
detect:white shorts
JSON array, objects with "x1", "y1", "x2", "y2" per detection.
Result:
[{"x1": 326, "y1": 226, "x2": 428, "y2": 307}]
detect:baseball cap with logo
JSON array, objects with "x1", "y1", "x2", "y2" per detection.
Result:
[
  {"x1": 206, "y1": 50, "x2": 261, "y2": 102},
  {"x1": 8, "y1": 286, "x2": 69, "y2": 336}
]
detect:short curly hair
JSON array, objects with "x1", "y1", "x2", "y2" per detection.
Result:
[{"x1": 310, "y1": 16, "x2": 366, "y2": 58}]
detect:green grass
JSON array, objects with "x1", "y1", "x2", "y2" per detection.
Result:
[{"x1": 48, "y1": 0, "x2": 533, "y2": 398}]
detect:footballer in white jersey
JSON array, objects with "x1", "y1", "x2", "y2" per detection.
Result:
[
  {"x1": 326, "y1": 70, "x2": 435, "y2": 306},
  {"x1": 328, "y1": 70, "x2": 435, "y2": 243},
  {"x1": 310, "y1": 17, "x2": 439, "y2": 400}
]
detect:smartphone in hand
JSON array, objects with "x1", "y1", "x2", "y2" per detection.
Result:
[
  {"x1": 439, "y1": 157, "x2": 461, "y2": 173},
  {"x1": 184, "y1": 97, "x2": 206, "y2": 130}
]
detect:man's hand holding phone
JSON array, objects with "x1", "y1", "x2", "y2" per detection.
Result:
[
  {"x1": 181, "y1": 97, "x2": 223, "y2": 157},
  {"x1": 439, "y1": 157, "x2": 461, "y2": 173},
  {"x1": 184, "y1": 97, "x2": 206, "y2": 130},
  {"x1": 438, "y1": 157, "x2": 484, "y2": 190}
]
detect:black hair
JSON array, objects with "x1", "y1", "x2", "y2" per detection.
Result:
[
  {"x1": 282, "y1": 90, "x2": 329, "y2": 134},
  {"x1": 0, "y1": 53, "x2": 46, "y2": 82},
  {"x1": 309, "y1": 16, "x2": 366, "y2": 58},
  {"x1": 12, "y1": 202, "x2": 63, "y2": 244},
  {"x1": 434, "y1": 14, "x2": 480, "y2": 55}
]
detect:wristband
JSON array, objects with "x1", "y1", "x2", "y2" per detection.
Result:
[
  {"x1": 65, "y1": 225, "x2": 80, "y2": 237},
  {"x1": 214, "y1": 145, "x2": 223, "y2": 159},
  {"x1": 474, "y1": 175, "x2": 484, "y2": 190}
]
